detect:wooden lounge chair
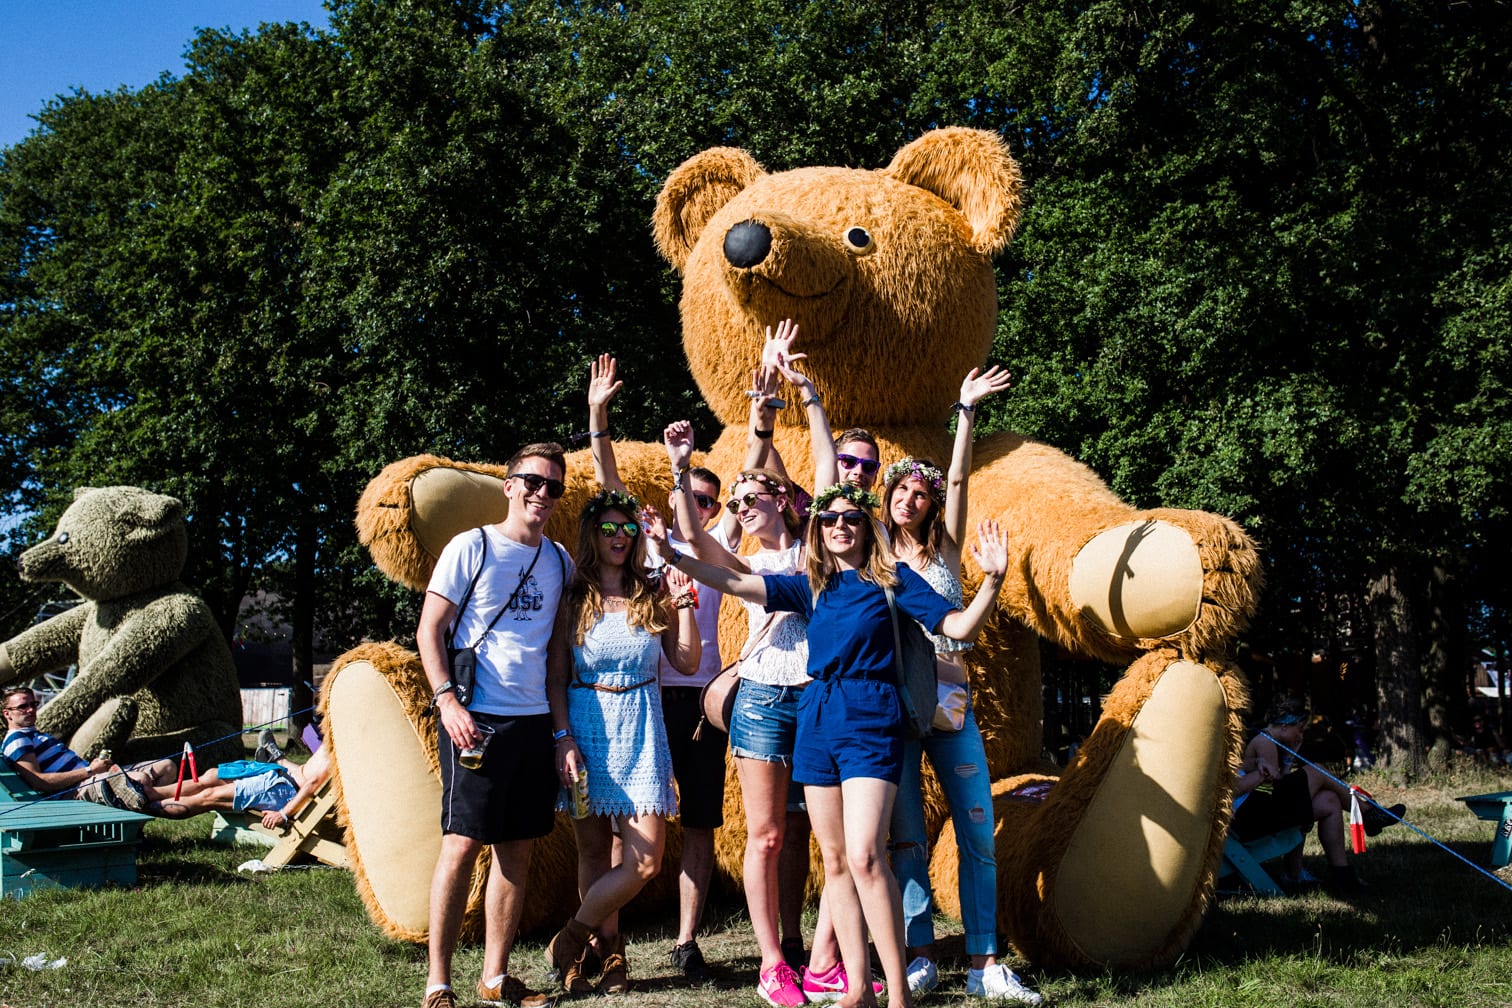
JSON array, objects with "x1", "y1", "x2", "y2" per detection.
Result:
[{"x1": 0, "y1": 763, "x2": 151, "y2": 899}]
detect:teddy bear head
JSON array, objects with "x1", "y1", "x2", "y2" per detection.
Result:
[
  {"x1": 18, "y1": 486, "x2": 188, "y2": 601},
  {"x1": 652, "y1": 127, "x2": 1023, "y2": 430}
]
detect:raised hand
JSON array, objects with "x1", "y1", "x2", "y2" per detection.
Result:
[
  {"x1": 959, "y1": 364, "x2": 1012, "y2": 408},
  {"x1": 663, "y1": 565, "x2": 694, "y2": 598},
  {"x1": 588, "y1": 353, "x2": 623, "y2": 408},
  {"x1": 663, "y1": 420, "x2": 695, "y2": 470},
  {"x1": 639, "y1": 504, "x2": 672, "y2": 552},
  {"x1": 968, "y1": 518, "x2": 1009, "y2": 578},
  {"x1": 762, "y1": 318, "x2": 806, "y2": 373}
]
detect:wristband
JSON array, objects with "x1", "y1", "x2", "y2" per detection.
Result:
[
  {"x1": 665, "y1": 550, "x2": 685, "y2": 567},
  {"x1": 755, "y1": 429, "x2": 774, "y2": 440},
  {"x1": 801, "y1": 391, "x2": 823, "y2": 407},
  {"x1": 951, "y1": 401, "x2": 975, "y2": 414},
  {"x1": 552, "y1": 728, "x2": 571, "y2": 742},
  {"x1": 590, "y1": 429, "x2": 612, "y2": 439},
  {"x1": 433, "y1": 681, "x2": 455, "y2": 700}
]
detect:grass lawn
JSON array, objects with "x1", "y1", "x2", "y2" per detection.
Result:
[{"x1": 2, "y1": 765, "x2": 1510, "y2": 1008}]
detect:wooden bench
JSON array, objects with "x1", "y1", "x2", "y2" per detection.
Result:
[
  {"x1": 1216, "y1": 826, "x2": 1306, "y2": 896},
  {"x1": 1456, "y1": 790, "x2": 1512, "y2": 868},
  {"x1": 0, "y1": 764, "x2": 151, "y2": 899}
]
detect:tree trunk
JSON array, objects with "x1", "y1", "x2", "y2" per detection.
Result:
[
  {"x1": 1421, "y1": 561, "x2": 1458, "y2": 773},
  {"x1": 289, "y1": 507, "x2": 315, "y2": 740},
  {"x1": 1370, "y1": 562, "x2": 1424, "y2": 781}
]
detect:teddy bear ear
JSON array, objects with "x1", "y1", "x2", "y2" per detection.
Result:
[
  {"x1": 883, "y1": 127, "x2": 1025, "y2": 256},
  {"x1": 653, "y1": 147, "x2": 766, "y2": 272},
  {"x1": 73, "y1": 486, "x2": 99, "y2": 501},
  {"x1": 118, "y1": 490, "x2": 183, "y2": 531}
]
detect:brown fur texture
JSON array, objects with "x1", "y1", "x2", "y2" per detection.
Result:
[{"x1": 344, "y1": 129, "x2": 1263, "y2": 969}]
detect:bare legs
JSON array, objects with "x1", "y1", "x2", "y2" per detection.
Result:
[{"x1": 738, "y1": 755, "x2": 792, "y2": 973}]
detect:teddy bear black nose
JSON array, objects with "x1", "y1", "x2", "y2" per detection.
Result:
[{"x1": 723, "y1": 220, "x2": 772, "y2": 269}]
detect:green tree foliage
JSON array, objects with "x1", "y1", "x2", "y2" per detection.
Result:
[{"x1": 2, "y1": 1, "x2": 1509, "y2": 766}]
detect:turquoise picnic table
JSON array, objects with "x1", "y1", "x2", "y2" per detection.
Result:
[
  {"x1": 1, "y1": 765, "x2": 152, "y2": 899},
  {"x1": 1456, "y1": 790, "x2": 1512, "y2": 869}
]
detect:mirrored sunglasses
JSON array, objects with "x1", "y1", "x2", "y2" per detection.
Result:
[
  {"x1": 836, "y1": 453, "x2": 880, "y2": 476},
  {"x1": 513, "y1": 473, "x2": 566, "y2": 499},
  {"x1": 598, "y1": 520, "x2": 640, "y2": 538}
]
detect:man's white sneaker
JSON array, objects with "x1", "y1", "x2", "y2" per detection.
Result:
[
  {"x1": 906, "y1": 956, "x2": 939, "y2": 995},
  {"x1": 966, "y1": 964, "x2": 1043, "y2": 1004}
]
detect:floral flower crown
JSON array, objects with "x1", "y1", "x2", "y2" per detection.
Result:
[
  {"x1": 808, "y1": 483, "x2": 881, "y2": 514},
  {"x1": 584, "y1": 488, "x2": 640, "y2": 516},
  {"x1": 883, "y1": 458, "x2": 945, "y2": 500},
  {"x1": 735, "y1": 471, "x2": 788, "y2": 494}
]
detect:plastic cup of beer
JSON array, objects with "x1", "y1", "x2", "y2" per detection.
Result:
[{"x1": 458, "y1": 723, "x2": 496, "y2": 770}]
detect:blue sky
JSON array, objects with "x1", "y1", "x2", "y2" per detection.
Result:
[{"x1": 1, "y1": 1, "x2": 331, "y2": 149}]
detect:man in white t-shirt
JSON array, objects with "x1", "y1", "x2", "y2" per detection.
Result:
[{"x1": 418, "y1": 443, "x2": 572, "y2": 1008}]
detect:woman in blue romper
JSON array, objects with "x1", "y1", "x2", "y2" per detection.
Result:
[
  {"x1": 546, "y1": 490, "x2": 701, "y2": 994},
  {"x1": 648, "y1": 484, "x2": 1009, "y2": 1008}
]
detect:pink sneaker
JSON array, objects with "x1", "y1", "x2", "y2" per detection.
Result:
[
  {"x1": 759, "y1": 962, "x2": 807, "y2": 1008},
  {"x1": 800, "y1": 961, "x2": 883, "y2": 1003}
]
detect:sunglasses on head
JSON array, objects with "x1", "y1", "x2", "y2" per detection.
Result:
[
  {"x1": 726, "y1": 491, "x2": 774, "y2": 513},
  {"x1": 817, "y1": 510, "x2": 867, "y2": 528},
  {"x1": 512, "y1": 473, "x2": 566, "y2": 499},
  {"x1": 598, "y1": 520, "x2": 640, "y2": 539},
  {"x1": 692, "y1": 492, "x2": 718, "y2": 510},
  {"x1": 837, "y1": 453, "x2": 880, "y2": 476}
]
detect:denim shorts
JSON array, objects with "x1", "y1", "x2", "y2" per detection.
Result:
[
  {"x1": 232, "y1": 769, "x2": 298, "y2": 812},
  {"x1": 728, "y1": 679, "x2": 806, "y2": 765}
]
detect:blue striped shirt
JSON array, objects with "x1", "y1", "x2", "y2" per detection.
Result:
[{"x1": 3, "y1": 727, "x2": 87, "y2": 776}]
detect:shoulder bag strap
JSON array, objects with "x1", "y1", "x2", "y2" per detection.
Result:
[
  {"x1": 446, "y1": 528, "x2": 488, "y2": 649},
  {"x1": 466, "y1": 538, "x2": 546, "y2": 649},
  {"x1": 883, "y1": 584, "x2": 905, "y2": 682}
]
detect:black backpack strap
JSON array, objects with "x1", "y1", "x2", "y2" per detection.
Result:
[{"x1": 445, "y1": 528, "x2": 488, "y2": 649}]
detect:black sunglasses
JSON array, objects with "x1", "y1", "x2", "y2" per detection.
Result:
[
  {"x1": 817, "y1": 511, "x2": 867, "y2": 528},
  {"x1": 4, "y1": 701, "x2": 38, "y2": 712},
  {"x1": 598, "y1": 520, "x2": 640, "y2": 538},
  {"x1": 836, "y1": 453, "x2": 880, "y2": 476},
  {"x1": 692, "y1": 492, "x2": 718, "y2": 510},
  {"x1": 512, "y1": 473, "x2": 566, "y2": 499},
  {"x1": 726, "y1": 491, "x2": 774, "y2": 513}
]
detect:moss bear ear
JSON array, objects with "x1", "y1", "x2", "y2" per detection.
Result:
[
  {"x1": 883, "y1": 127, "x2": 1025, "y2": 257},
  {"x1": 653, "y1": 147, "x2": 765, "y2": 272},
  {"x1": 117, "y1": 491, "x2": 183, "y2": 534}
]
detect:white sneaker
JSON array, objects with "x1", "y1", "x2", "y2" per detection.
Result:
[
  {"x1": 967, "y1": 964, "x2": 1043, "y2": 1004},
  {"x1": 906, "y1": 956, "x2": 939, "y2": 995}
]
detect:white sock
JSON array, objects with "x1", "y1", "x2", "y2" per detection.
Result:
[
  {"x1": 485, "y1": 975, "x2": 506, "y2": 988},
  {"x1": 425, "y1": 984, "x2": 451, "y2": 996}
]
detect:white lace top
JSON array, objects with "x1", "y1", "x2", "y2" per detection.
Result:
[
  {"x1": 909, "y1": 553, "x2": 971, "y2": 654},
  {"x1": 741, "y1": 542, "x2": 812, "y2": 687}
]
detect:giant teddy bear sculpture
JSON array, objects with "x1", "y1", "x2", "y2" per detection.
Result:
[
  {"x1": 0, "y1": 486, "x2": 244, "y2": 767},
  {"x1": 330, "y1": 127, "x2": 1262, "y2": 970}
]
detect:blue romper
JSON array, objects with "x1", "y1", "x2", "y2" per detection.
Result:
[{"x1": 762, "y1": 568, "x2": 954, "y2": 787}]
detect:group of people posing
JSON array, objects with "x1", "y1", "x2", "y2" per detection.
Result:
[{"x1": 419, "y1": 323, "x2": 1043, "y2": 1008}]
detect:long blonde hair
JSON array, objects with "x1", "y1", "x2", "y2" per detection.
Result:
[
  {"x1": 803, "y1": 485, "x2": 897, "y2": 599},
  {"x1": 565, "y1": 492, "x2": 666, "y2": 645}
]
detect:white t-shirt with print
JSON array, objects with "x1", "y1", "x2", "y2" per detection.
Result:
[{"x1": 427, "y1": 524, "x2": 572, "y2": 716}]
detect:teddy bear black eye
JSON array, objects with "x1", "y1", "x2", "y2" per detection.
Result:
[
  {"x1": 57, "y1": 531, "x2": 69, "y2": 544},
  {"x1": 843, "y1": 226, "x2": 874, "y2": 254}
]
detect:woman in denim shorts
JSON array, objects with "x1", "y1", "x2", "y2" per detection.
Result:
[
  {"x1": 662, "y1": 436, "x2": 813, "y2": 1008},
  {"x1": 651, "y1": 482, "x2": 1010, "y2": 1008}
]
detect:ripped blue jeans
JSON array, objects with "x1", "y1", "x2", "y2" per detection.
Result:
[{"x1": 888, "y1": 701, "x2": 998, "y2": 955}]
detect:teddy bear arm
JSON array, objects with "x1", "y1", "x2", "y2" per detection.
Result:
[
  {"x1": 0, "y1": 603, "x2": 91, "y2": 685},
  {"x1": 53, "y1": 595, "x2": 218, "y2": 714}
]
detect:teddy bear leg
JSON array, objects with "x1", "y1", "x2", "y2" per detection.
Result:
[
  {"x1": 63, "y1": 696, "x2": 139, "y2": 761},
  {"x1": 999, "y1": 650, "x2": 1246, "y2": 970}
]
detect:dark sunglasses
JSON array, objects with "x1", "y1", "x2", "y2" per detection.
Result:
[
  {"x1": 726, "y1": 491, "x2": 774, "y2": 513},
  {"x1": 598, "y1": 520, "x2": 640, "y2": 538},
  {"x1": 512, "y1": 473, "x2": 566, "y2": 499},
  {"x1": 4, "y1": 701, "x2": 38, "y2": 712},
  {"x1": 836, "y1": 453, "x2": 880, "y2": 476},
  {"x1": 817, "y1": 511, "x2": 867, "y2": 528},
  {"x1": 692, "y1": 492, "x2": 718, "y2": 510}
]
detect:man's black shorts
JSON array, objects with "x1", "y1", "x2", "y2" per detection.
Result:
[
  {"x1": 662, "y1": 686, "x2": 727, "y2": 830},
  {"x1": 438, "y1": 712, "x2": 556, "y2": 843}
]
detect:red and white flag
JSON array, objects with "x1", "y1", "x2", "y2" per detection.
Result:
[{"x1": 1349, "y1": 788, "x2": 1367, "y2": 854}]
